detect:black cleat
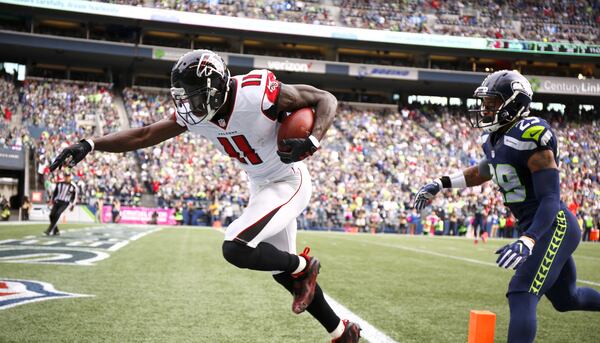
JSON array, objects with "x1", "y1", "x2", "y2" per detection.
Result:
[{"x1": 332, "y1": 320, "x2": 361, "y2": 343}]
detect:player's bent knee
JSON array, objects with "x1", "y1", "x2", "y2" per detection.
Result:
[
  {"x1": 551, "y1": 302, "x2": 571, "y2": 312},
  {"x1": 222, "y1": 240, "x2": 253, "y2": 269},
  {"x1": 550, "y1": 299, "x2": 575, "y2": 312}
]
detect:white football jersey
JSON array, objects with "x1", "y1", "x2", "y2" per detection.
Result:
[{"x1": 173, "y1": 69, "x2": 295, "y2": 184}]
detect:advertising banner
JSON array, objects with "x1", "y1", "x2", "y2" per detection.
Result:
[
  {"x1": 101, "y1": 206, "x2": 175, "y2": 225},
  {"x1": 0, "y1": 146, "x2": 25, "y2": 170},
  {"x1": 527, "y1": 76, "x2": 600, "y2": 96},
  {"x1": 349, "y1": 64, "x2": 418, "y2": 80},
  {"x1": 487, "y1": 38, "x2": 600, "y2": 57},
  {"x1": 253, "y1": 56, "x2": 326, "y2": 74},
  {"x1": 29, "y1": 204, "x2": 96, "y2": 223},
  {"x1": 153, "y1": 47, "x2": 230, "y2": 63}
]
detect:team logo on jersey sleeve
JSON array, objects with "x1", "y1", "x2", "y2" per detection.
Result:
[
  {"x1": 263, "y1": 72, "x2": 280, "y2": 109},
  {"x1": 0, "y1": 279, "x2": 92, "y2": 310},
  {"x1": 261, "y1": 72, "x2": 281, "y2": 119}
]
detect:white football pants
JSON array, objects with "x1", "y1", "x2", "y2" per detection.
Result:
[{"x1": 224, "y1": 162, "x2": 312, "y2": 254}]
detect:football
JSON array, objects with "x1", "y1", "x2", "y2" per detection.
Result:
[{"x1": 277, "y1": 107, "x2": 315, "y2": 152}]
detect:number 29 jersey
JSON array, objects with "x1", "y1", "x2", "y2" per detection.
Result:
[
  {"x1": 172, "y1": 69, "x2": 295, "y2": 184},
  {"x1": 480, "y1": 117, "x2": 562, "y2": 230}
]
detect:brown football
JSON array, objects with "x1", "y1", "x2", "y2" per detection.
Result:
[{"x1": 277, "y1": 107, "x2": 315, "y2": 152}]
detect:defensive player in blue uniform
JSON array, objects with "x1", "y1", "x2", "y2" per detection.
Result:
[{"x1": 413, "y1": 70, "x2": 600, "y2": 342}]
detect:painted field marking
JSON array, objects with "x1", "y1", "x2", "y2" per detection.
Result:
[
  {"x1": 195, "y1": 226, "x2": 398, "y2": 343},
  {"x1": 332, "y1": 234, "x2": 600, "y2": 288},
  {"x1": 324, "y1": 293, "x2": 400, "y2": 343},
  {"x1": 0, "y1": 225, "x2": 162, "y2": 265}
]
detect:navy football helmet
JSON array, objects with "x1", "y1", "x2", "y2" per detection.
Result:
[
  {"x1": 170, "y1": 49, "x2": 230, "y2": 125},
  {"x1": 469, "y1": 70, "x2": 533, "y2": 133}
]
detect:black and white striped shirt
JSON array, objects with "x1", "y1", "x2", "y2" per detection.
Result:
[{"x1": 52, "y1": 182, "x2": 78, "y2": 204}]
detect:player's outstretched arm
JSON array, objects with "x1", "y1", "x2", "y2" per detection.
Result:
[
  {"x1": 413, "y1": 159, "x2": 492, "y2": 210},
  {"x1": 50, "y1": 119, "x2": 187, "y2": 172},
  {"x1": 93, "y1": 119, "x2": 187, "y2": 152}
]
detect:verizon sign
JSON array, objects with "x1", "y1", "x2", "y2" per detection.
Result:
[
  {"x1": 254, "y1": 56, "x2": 325, "y2": 74},
  {"x1": 528, "y1": 76, "x2": 600, "y2": 96},
  {"x1": 267, "y1": 60, "x2": 311, "y2": 72}
]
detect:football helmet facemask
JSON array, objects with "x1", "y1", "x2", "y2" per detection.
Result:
[
  {"x1": 170, "y1": 49, "x2": 231, "y2": 125},
  {"x1": 469, "y1": 70, "x2": 533, "y2": 133}
]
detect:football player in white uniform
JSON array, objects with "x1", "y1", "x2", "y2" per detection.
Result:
[{"x1": 50, "y1": 50, "x2": 360, "y2": 342}]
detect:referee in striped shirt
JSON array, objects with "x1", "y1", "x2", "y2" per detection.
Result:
[{"x1": 44, "y1": 173, "x2": 78, "y2": 236}]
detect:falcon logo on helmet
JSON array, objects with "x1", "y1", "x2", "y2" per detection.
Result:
[
  {"x1": 170, "y1": 49, "x2": 231, "y2": 125},
  {"x1": 469, "y1": 70, "x2": 533, "y2": 133}
]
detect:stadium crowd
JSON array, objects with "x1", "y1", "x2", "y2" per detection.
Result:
[
  {"x1": 6, "y1": 78, "x2": 142, "y2": 213},
  {"x1": 94, "y1": 86, "x2": 600, "y2": 240},
  {"x1": 0, "y1": 76, "x2": 18, "y2": 126},
  {"x1": 122, "y1": 87, "x2": 247, "y2": 225},
  {"x1": 99, "y1": 0, "x2": 600, "y2": 44},
  {"x1": 1, "y1": 77, "x2": 599, "y2": 239}
]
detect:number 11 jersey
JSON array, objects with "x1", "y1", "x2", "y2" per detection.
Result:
[{"x1": 173, "y1": 69, "x2": 295, "y2": 184}]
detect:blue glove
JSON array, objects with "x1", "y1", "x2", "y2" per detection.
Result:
[
  {"x1": 495, "y1": 237, "x2": 534, "y2": 269},
  {"x1": 413, "y1": 180, "x2": 442, "y2": 211}
]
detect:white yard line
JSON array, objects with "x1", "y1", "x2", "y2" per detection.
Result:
[
  {"x1": 0, "y1": 221, "x2": 50, "y2": 226},
  {"x1": 129, "y1": 228, "x2": 162, "y2": 241},
  {"x1": 324, "y1": 293, "x2": 400, "y2": 343},
  {"x1": 579, "y1": 279, "x2": 600, "y2": 287},
  {"x1": 203, "y1": 227, "x2": 397, "y2": 343},
  {"x1": 334, "y1": 235, "x2": 600, "y2": 288},
  {"x1": 107, "y1": 227, "x2": 163, "y2": 251},
  {"x1": 573, "y1": 255, "x2": 600, "y2": 261}
]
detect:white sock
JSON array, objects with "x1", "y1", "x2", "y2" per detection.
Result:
[
  {"x1": 330, "y1": 320, "x2": 345, "y2": 339},
  {"x1": 292, "y1": 255, "x2": 307, "y2": 275}
]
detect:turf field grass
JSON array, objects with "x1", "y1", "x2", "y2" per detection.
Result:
[{"x1": 1, "y1": 224, "x2": 599, "y2": 342}]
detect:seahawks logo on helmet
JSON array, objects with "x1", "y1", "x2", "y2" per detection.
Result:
[
  {"x1": 469, "y1": 70, "x2": 533, "y2": 133},
  {"x1": 511, "y1": 80, "x2": 533, "y2": 98}
]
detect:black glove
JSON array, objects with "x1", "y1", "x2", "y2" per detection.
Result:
[
  {"x1": 49, "y1": 139, "x2": 93, "y2": 172},
  {"x1": 277, "y1": 137, "x2": 319, "y2": 164}
]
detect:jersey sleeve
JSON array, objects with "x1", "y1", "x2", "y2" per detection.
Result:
[
  {"x1": 505, "y1": 117, "x2": 558, "y2": 167},
  {"x1": 260, "y1": 70, "x2": 282, "y2": 121}
]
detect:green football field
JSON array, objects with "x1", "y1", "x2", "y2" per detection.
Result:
[{"x1": 1, "y1": 223, "x2": 599, "y2": 342}]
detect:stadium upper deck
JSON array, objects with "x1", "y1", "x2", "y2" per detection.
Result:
[
  {"x1": 97, "y1": 0, "x2": 599, "y2": 45},
  {"x1": 0, "y1": 0, "x2": 598, "y2": 105}
]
